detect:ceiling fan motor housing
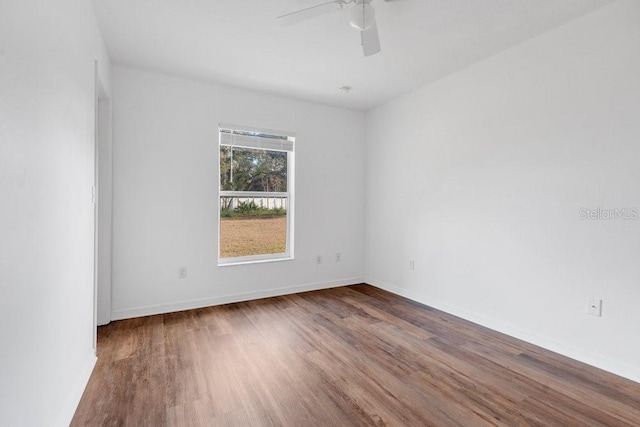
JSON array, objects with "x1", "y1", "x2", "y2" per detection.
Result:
[{"x1": 350, "y1": 0, "x2": 376, "y2": 31}]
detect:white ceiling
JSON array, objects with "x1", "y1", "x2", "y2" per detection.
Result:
[{"x1": 91, "y1": 0, "x2": 616, "y2": 111}]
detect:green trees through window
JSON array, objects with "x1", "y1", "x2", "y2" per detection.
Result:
[{"x1": 220, "y1": 146, "x2": 287, "y2": 193}]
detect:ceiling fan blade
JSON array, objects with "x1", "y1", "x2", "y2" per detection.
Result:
[
  {"x1": 361, "y1": 22, "x2": 381, "y2": 56},
  {"x1": 277, "y1": 1, "x2": 341, "y2": 27}
]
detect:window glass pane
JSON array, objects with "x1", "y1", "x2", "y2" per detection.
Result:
[
  {"x1": 219, "y1": 125, "x2": 293, "y2": 263},
  {"x1": 220, "y1": 146, "x2": 287, "y2": 192},
  {"x1": 219, "y1": 196, "x2": 288, "y2": 258}
]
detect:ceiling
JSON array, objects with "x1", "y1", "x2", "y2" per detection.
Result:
[{"x1": 91, "y1": 0, "x2": 617, "y2": 111}]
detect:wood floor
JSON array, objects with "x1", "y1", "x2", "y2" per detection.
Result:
[{"x1": 72, "y1": 285, "x2": 640, "y2": 426}]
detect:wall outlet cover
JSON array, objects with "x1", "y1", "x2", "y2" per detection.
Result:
[{"x1": 587, "y1": 297, "x2": 602, "y2": 316}]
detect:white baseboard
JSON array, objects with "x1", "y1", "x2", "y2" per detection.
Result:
[
  {"x1": 369, "y1": 279, "x2": 640, "y2": 385},
  {"x1": 56, "y1": 351, "x2": 97, "y2": 427},
  {"x1": 111, "y1": 277, "x2": 364, "y2": 321}
]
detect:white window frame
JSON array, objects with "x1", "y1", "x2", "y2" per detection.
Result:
[{"x1": 218, "y1": 124, "x2": 295, "y2": 266}]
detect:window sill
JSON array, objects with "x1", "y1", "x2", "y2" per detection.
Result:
[{"x1": 218, "y1": 255, "x2": 294, "y2": 267}]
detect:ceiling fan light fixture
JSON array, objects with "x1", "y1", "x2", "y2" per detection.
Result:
[{"x1": 349, "y1": 2, "x2": 376, "y2": 31}]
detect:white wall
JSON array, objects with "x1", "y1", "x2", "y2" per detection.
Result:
[
  {"x1": 0, "y1": 0, "x2": 110, "y2": 425},
  {"x1": 365, "y1": 0, "x2": 640, "y2": 382},
  {"x1": 110, "y1": 65, "x2": 365, "y2": 319}
]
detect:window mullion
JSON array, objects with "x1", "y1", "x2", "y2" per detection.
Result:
[{"x1": 220, "y1": 191, "x2": 288, "y2": 198}]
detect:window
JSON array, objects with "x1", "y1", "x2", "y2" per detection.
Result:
[{"x1": 218, "y1": 125, "x2": 295, "y2": 264}]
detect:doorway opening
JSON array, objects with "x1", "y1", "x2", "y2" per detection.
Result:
[{"x1": 94, "y1": 63, "x2": 113, "y2": 353}]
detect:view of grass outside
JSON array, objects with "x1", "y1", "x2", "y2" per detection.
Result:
[
  {"x1": 219, "y1": 199, "x2": 288, "y2": 258},
  {"x1": 220, "y1": 216, "x2": 286, "y2": 258}
]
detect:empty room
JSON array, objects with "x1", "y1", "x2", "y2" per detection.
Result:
[{"x1": 2, "y1": 0, "x2": 640, "y2": 425}]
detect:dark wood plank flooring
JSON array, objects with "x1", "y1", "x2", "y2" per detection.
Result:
[{"x1": 72, "y1": 285, "x2": 640, "y2": 426}]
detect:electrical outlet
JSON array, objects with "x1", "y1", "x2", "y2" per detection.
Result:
[
  {"x1": 316, "y1": 255, "x2": 322, "y2": 265},
  {"x1": 587, "y1": 297, "x2": 602, "y2": 316},
  {"x1": 409, "y1": 259, "x2": 415, "y2": 271},
  {"x1": 178, "y1": 267, "x2": 187, "y2": 278},
  {"x1": 336, "y1": 252, "x2": 342, "y2": 262}
]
